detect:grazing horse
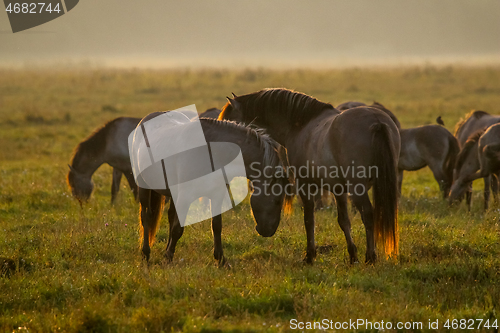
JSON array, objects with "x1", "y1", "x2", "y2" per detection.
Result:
[
  {"x1": 220, "y1": 89, "x2": 400, "y2": 264},
  {"x1": 453, "y1": 110, "x2": 500, "y2": 207},
  {"x1": 67, "y1": 108, "x2": 221, "y2": 204},
  {"x1": 398, "y1": 126, "x2": 458, "y2": 198},
  {"x1": 67, "y1": 117, "x2": 141, "y2": 205},
  {"x1": 337, "y1": 102, "x2": 458, "y2": 198},
  {"x1": 449, "y1": 124, "x2": 500, "y2": 209},
  {"x1": 133, "y1": 115, "x2": 290, "y2": 265}
]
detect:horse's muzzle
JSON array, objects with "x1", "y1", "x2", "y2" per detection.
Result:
[{"x1": 255, "y1": 225, "x2": 277, "y2": 237}]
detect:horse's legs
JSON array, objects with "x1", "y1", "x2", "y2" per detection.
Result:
[
  {"x1": 397, "y1": 169, "x2": 404, "y2": 196},
  {"x1": 484, "y1": 176, "x2": 491, "y2": 210},
  {"x1": 111, "y1": 168, "x2": 123, "y2": 204},
  {"x1": 301, "y1": 194, "x2": 316, "y2": 264},
  {"x1": 124, "y1": 171, "x2": 139, "y2": 202},
  {"x1": 350, "y1": 193, "x2": 376, "y2": 264},
  {"x1": 466, "y1": 182, "x2": 473, "y2": 211},
  {"x1": 139, "y1": 190, "x2": 151, "y2": 261},
  {"x1": 428, "y1": 163, "x2": 449, "y2": 199},
  {"x1": 165, "y1": 202, "x2": 184, "y2": 263},
  {"x1": 491, "y1": 173, "x2": 499, "y2": 201},
  {"x1": 314, "y1": 191, "x2": 324, "y2": 211},
  {"x1": 165, "y1": 198, "x2": 174, "y2": 250},
  {"x1": 211, "y1": 214, "x2": 226, "y2": 267},
  {"x1": 334, "y1": 193, "x2": 358, "y2": 264}
]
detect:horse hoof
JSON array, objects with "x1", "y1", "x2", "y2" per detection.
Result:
[
  {"x1": 350, "y1": 257, "x2": 360, "y2": 265},
  {"x1": 217, "y1": 257, "x2": 231, "y2": 269},
  {"x1": 302, "y1": 256, "x2": 315, "y2": 265},
  {"x1": 365, "y1": 257, "x2": 376, "y2": 265},
  {"x1": 218, "y1": 261, "x2": 231, "y2": 269},
  {"x1": 163, "y1": 252, "x2": 174, "y2": 264}
]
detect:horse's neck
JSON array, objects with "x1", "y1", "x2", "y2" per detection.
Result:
[
  {"x1": 462, "y1": 145, "x2": 480, "y2": 176},
  {"x1": 267, "y1": 108, "x2": 339, "y2": 145},
  {"x1": 203, "y1": 123, "x2": 264, "y2": 179},
  {"x1": 72, "y1": 150, "x2": 105, "y2": 176}
]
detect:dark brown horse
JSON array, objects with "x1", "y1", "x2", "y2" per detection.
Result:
[
  {"x1": 133, "y1": 115, "x2": 290, "y2": 265},
  {"x1": 220, "y1": 89, "x2": 400, "y2": 264},
  {"x1": 449, "y1": 124, "x2": 500, "y2": 209},
  {"x1": 67, "y1": 108, "x2": 221, "y2": 205}
]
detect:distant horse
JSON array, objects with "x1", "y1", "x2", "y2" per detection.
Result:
[
  {"x1": 67, "y1": 117, "x2": 141, "y2": 205},
  {"x1": 449, "y1": 124, "x2": 500, "y2": 209},
  {"x1": 67, "y1": 108, "x2": 221, "y2": 205},
  {"x1": 338, "y1": 101, "x2": 401, "y2": 128},
  {"x1": 133, "y1": 115, "x2": 290, "y2": 265},
  {"x1": 199, "y1": 107, "x2": 222, "y2": 119},
  {"x1": 453, "y1": 110, "x2": 500, "y2": 207},
  {"x1": 221, "y1": 89, "x2": 400, "y2": 264},
  {"x1": 337, "y1": 101, "x2": 458, "y2": 198},
  {"x1": 336, "y1": 101, "x2": 367, "y2": 111},
  {"x1": 398, "y1": 124, "x2": 458, "y2": 199}
]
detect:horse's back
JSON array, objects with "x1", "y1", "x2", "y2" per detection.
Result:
[
  {"x1": 105, "y1": 117, "x2": 141, "y2": 168},
  {"x1": 330, "y1": 107, "x2": 400, "y2": 166},
  {"x1": 400, "y1": 125, "x2": 455, "y2": 170},
  {"x1": 457, "y1": 112, "x2": 500, "y2": 147},
  {"x1": 336, "y1": 101, "x2": 366, "y2": 111},
  {"x1": 479, "y1": 123, "x2": 500, "y2": 146}
]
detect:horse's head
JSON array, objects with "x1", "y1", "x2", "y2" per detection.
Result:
[
  {"x1": 448, "y1": 133, "x2": 482, "y2": 205},
  {"x1": 220, "y1": 96, "x2": 244, "y2": 123},
  {"x1": 448, "y1": 177, "x2": 469, "y2": 205},
  {"x1": 67, "y1": 164, "x2": 93, "y2": 204},
  {"x1": 249, "y1": 146, "x2": 294, "y2": 237},
  {"x1": 250, "y1": 177, "x2": 285, "y2": 237}
]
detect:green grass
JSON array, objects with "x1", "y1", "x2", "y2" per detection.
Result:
[{"x1": 0, "y1": 67, "x2": 499, "y2": 332}]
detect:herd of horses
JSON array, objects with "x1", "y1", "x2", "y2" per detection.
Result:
[{"x1": 67, "y1": 88, "x2": 500, "y2": 266}]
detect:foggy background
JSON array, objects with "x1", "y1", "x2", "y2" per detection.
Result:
[{"x1": 1, "y1": 0, "x2": 499, "y2": 68}]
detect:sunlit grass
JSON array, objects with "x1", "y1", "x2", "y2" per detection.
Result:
[{"x1": 0, "y1": 67, "x2": 499, "y2": 332}]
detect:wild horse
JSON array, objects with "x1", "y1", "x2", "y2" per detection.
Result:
[
  {"x1": 452, "y1": 110, "x2": 500, "y2": 208},
  {"x1": 220, "y1": 89, "x2": 400, "y2": 264},
  {"x1": 130, "y1": 113, "x2": 290, "y2": 266},
  {"x1": 449, "y1": 124, "x2": 500, "y2": 210},
  {"x1": 67, "y1": 108, "x2": 221, "y2": 205}
]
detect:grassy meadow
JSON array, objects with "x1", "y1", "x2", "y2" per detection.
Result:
[{"x1": 0, "y1": 66, "x2": 499, "y2": 332}]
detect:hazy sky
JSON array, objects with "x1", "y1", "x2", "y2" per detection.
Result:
[{"x1": 1, "y1": 0, "x2": 499, "y2": 67}]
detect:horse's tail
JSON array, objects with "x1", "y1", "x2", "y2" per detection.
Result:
[
  {"x1": 445, "y1": 134, "x2": 460, "y2": 193},
  {"x1": 139, "y1": 191, "x2": 165, "y2": 247},
  {"x1": 371, "y1": 122, "x2": 399, "y2": 258}
]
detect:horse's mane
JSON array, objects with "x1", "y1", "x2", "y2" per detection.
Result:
[
  {"x1": 200, "y1": 117, "x2": 294, "y2": 213},
  {"x1": 454, "y1": 110, "x2": 489, "y2": 136},
  {"x1": 223, "y1": 88, "x2": 336, "y2": 126},
  {"x1": 199, "y1": 117, "x2": 281, "y2": 170},
  {"x1": 455, "y1": 128, "x2": 486, "y2": 171},
  {"x1": 70, "y1": 117, "x2": 123, "y2": 168}
]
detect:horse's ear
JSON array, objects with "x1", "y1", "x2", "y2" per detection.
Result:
[
  {"x1": 231, "y1": 92, "x2": 238, "y2": 98},
  {"x1": 226, "y1": 97, "x2": 240, "y2": 109}
]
